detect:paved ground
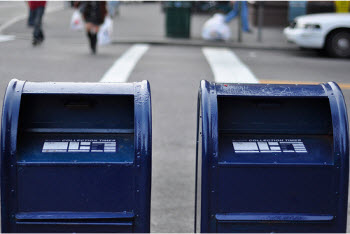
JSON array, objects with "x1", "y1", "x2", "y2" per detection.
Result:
[
  {"x1": 111, "y1": 2, "x2": 293, "y2": 49},
  {"x1": 0, "y1": 1, "x2": 26, "y2": 28},
  {"x1": 0, "y1": 2, "x2": 350, "y2": 233}
]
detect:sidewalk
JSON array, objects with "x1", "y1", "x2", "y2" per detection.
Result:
[
  {"x1": 1, "y1": 2, "x2": 297, "y2": 51},
  {"x1": 112, "y1": 3, "x2": 297, "y2": 51}
]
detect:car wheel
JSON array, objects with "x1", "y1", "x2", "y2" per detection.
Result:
[{"x1": 326, "y1": 30, "x2": 350, "y2": 58}]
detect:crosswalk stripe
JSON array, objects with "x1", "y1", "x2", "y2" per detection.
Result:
[
  {"x1": 0, "y1": 35, "x2": 15, "y2": 43},
  {"x1": 100, "y1": 44, "x2": 150, "y2": 83},
  {"x1": 202, "y1": 47, "x2": 259, "y2": 84}
]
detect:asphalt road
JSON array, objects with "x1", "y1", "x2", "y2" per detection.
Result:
[{"x1": 0, "y1": 2, "x2": 350, "y2": 233}]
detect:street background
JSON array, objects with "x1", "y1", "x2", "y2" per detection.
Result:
[{"x1": 0, "y1": 1, "x2": 350, "y2": 232}]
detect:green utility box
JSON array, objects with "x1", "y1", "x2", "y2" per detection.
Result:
[{"x1": 165, "y1": 1, "x2": 192, "y2": 38}]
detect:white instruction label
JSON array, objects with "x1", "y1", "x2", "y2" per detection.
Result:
[
  {"x1": 232, "y1": 139, "x2": 307, "y2": 153},
  {"x1": 42, "y1": 139, "x2": 117, "y2": 153}
]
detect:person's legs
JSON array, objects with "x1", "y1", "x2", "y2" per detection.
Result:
[
  {"x1": 32, "y1": 8, "x2": 39, "y2": 44},
  {"x1": 85, "y1": 23, "x2": 99, "y2": 54},
  {"x1": 224, "y1": 2, "x2": 239, "y2": 23},
  {"x1": 115, "y1": 1, "x2": 120, "y2": 16},
  {"x1": 32, "y1": 6, "x2": 45, "y2": 45},
  {"x1": 107, "y1": 1, "x2": 116, "y2": 18},
  {"x1": 28, "y1": 8, "x2": 35, "y2": 27},
  {"x1": 90, "y1": 25, "x2": 99, "y2": 54},
  {"x1": 86, "y1": 23, "x2": 93, "y2": 50},
  {"x1": 240, "y1": 1, "x2": 251, "y2": 32}
]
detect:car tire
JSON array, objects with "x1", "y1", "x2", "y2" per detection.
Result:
[{"x1": 326, "y1": 30, "x2": 350, "y2": 58}]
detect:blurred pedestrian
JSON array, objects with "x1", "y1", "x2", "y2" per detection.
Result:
[
  {"x1": 107, "y1": 1, "x2": 120, "y2": 18},
  {"x1": 28, "y1": 1, "x2": 46, "y2": 46},
  {"x1": 27, "y1": 2, "x2": 34, "y2": 27},
  {"x1": 225, "y1": 1, "x2": 251, "y2": 33},
  {"x1": 78, "y1": 1, "x2": 107, "y2": 54}
]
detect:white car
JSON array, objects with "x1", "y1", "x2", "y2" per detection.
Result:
[{"x1": 284, "y1": 13, "x2": 350, "y2": 58}]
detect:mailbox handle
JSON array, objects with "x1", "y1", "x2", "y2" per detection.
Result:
[{"x1": 64, "y1": 100, "x2": 93, "y2": 110}]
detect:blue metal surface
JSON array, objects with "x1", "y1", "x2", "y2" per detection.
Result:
[
  {"x1": 1, "y1": 79, "x2": 152, "y2": 233},
  {"x1": 195, "y1": 81, "x2": 349, "y2": 233}
]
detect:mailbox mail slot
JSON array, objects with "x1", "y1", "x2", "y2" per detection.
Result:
[
  {"x1": 195, "y1": 80, "x2": 349, "y2": 233},
  {"x1": 1, "y1": 79, "x2": 152, "y2": 233}
]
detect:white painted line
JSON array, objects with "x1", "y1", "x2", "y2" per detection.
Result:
[
  {"x1": 0, "y1": 35, "x2": 15, "y2": 43},
  {"x1": 0, "y1": 4, "x2": 64, "y2": 33},
  {"x1": 0, "y1": 14, "x2": 27, "y2": 34},
  {"x1": 100, "y1": 44, "x2": 150, "y2": 83},
  {"x1": 202, "y1": 47, "x2": 259, "y2": 83}
]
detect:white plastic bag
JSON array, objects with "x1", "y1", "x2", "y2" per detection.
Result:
[
  {"x1": 202, "y1": 13, "x2": 231, "y2": 41},
  {"x1": 98, "y1": 17, "x2": 113, "y2": 45},
  {"x1": 70, "y1": 10, "x2": 84, "y2": 31}
]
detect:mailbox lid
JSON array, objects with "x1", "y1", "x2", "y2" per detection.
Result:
[
  {"x1": 19, "y1": 94, "x2": 135, "y2": 131},
  {"x1": 217, "y1": 96, "x2": 333, "y2": 135}
]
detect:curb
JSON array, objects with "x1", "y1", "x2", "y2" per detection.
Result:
[{"x1": 111, "y1": 39, "x2": 298, "y2": 51}]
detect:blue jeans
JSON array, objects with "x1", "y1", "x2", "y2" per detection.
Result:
[
  {"x1": 225, "y1": 1, "x2": 250, "y2": 32},
  {"x1": 28, "y1": 9, "x2": 35, "y2": 26},
  {"x1": 107, "y1": 1, "x2": 120, "y2": 18},
  {"x1": 32, "y1": 6, "x2": 45, "y2": 41}
]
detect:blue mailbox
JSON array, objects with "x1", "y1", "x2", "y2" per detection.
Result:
[
  {"x1": 1, "y1": 79, "x2": 151, "y2": 233},
  {"x1": 195, "y1": 80, "x2": 349, "y2": 233}
]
